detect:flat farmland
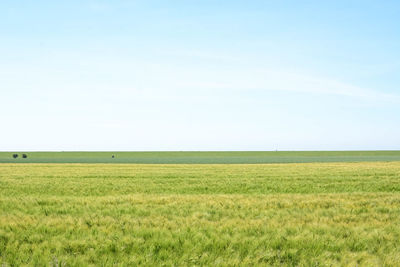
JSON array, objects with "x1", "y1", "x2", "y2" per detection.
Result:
[
  {"x1": 1, "y1": 151, "x2": 400, "y2": 163},
  {"x1": 1, "y1": 162, "x2": 400, "y2": 266}
]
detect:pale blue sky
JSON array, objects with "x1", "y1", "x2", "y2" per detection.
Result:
[{"x1": 1, "y1": 1, "x2": 399, "y2": 151}]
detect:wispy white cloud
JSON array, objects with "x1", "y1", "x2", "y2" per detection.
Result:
[
  {"x1": 137, "y1": 64, "x2": 400, "y2": 103},
  {"x1": 87, "y1": 2, "x2": 110, "y2": 12},
  {"x1": 252, "y1": 70, "x2": 400, "y2": 102},
  {"x1": 154, "y1": 48, "x2": 399, "y2": 103}
]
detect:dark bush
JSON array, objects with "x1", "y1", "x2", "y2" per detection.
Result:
[
  {"x1": 12, "y1": 154, "x2": 18, "y2": 159},
  {"x1": 22, "y1": 154, "x2": 28, "y2": 158},
  {"x1": 112, "y1": 155, "x2": 115, "y2": 158}
]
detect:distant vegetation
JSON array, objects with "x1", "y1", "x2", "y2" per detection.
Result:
[
  {"x1": 1, "y1": 162, "x2": 400, "y2": 265},
  {"x1": 10, "y1": 153, "x2": 28, "y2": 159}
]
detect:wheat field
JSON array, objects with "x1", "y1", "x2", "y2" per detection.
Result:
[{"x1": 1, "y1": 162, "x2": 400, "y2": 266}]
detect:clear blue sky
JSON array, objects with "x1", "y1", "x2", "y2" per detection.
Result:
[{"x1": 1, "y1": 1, "x2": 399, "y2": 151}]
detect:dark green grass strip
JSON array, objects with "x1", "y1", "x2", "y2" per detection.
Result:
[{"x1": 1, "y1": 151, "x2": 400, "y2": 163}]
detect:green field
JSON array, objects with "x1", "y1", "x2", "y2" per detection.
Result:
[
  {"x1": 1, "y1": 151, "x2": 400, "y2": 163},
  {"x1": 1, "y1": 162, "x2": 400, "y2": 266}
]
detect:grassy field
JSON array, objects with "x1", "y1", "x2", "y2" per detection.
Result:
[
  {"x1": 1, "y1": 162, "x2": 400, "y2": 266},
  {"x1": 1, "y1": 151, "x2": 400, "y2": 163}
]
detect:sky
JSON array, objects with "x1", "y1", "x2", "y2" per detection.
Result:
[{"x1": 1, "y1": 0, "x2": 399, "y2": 151}]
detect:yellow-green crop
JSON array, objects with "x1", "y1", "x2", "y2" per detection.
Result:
[{"x1": 1, "y1": 162, "x2": 400, "y2": 266}]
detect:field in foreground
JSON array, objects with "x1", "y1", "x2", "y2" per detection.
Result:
[
  {"x1": 1, "y1": 151, "x2": 400, "y2": 163},
  {"x1": 1, "y1": 162, "x2": 400, "y2": 266}
]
